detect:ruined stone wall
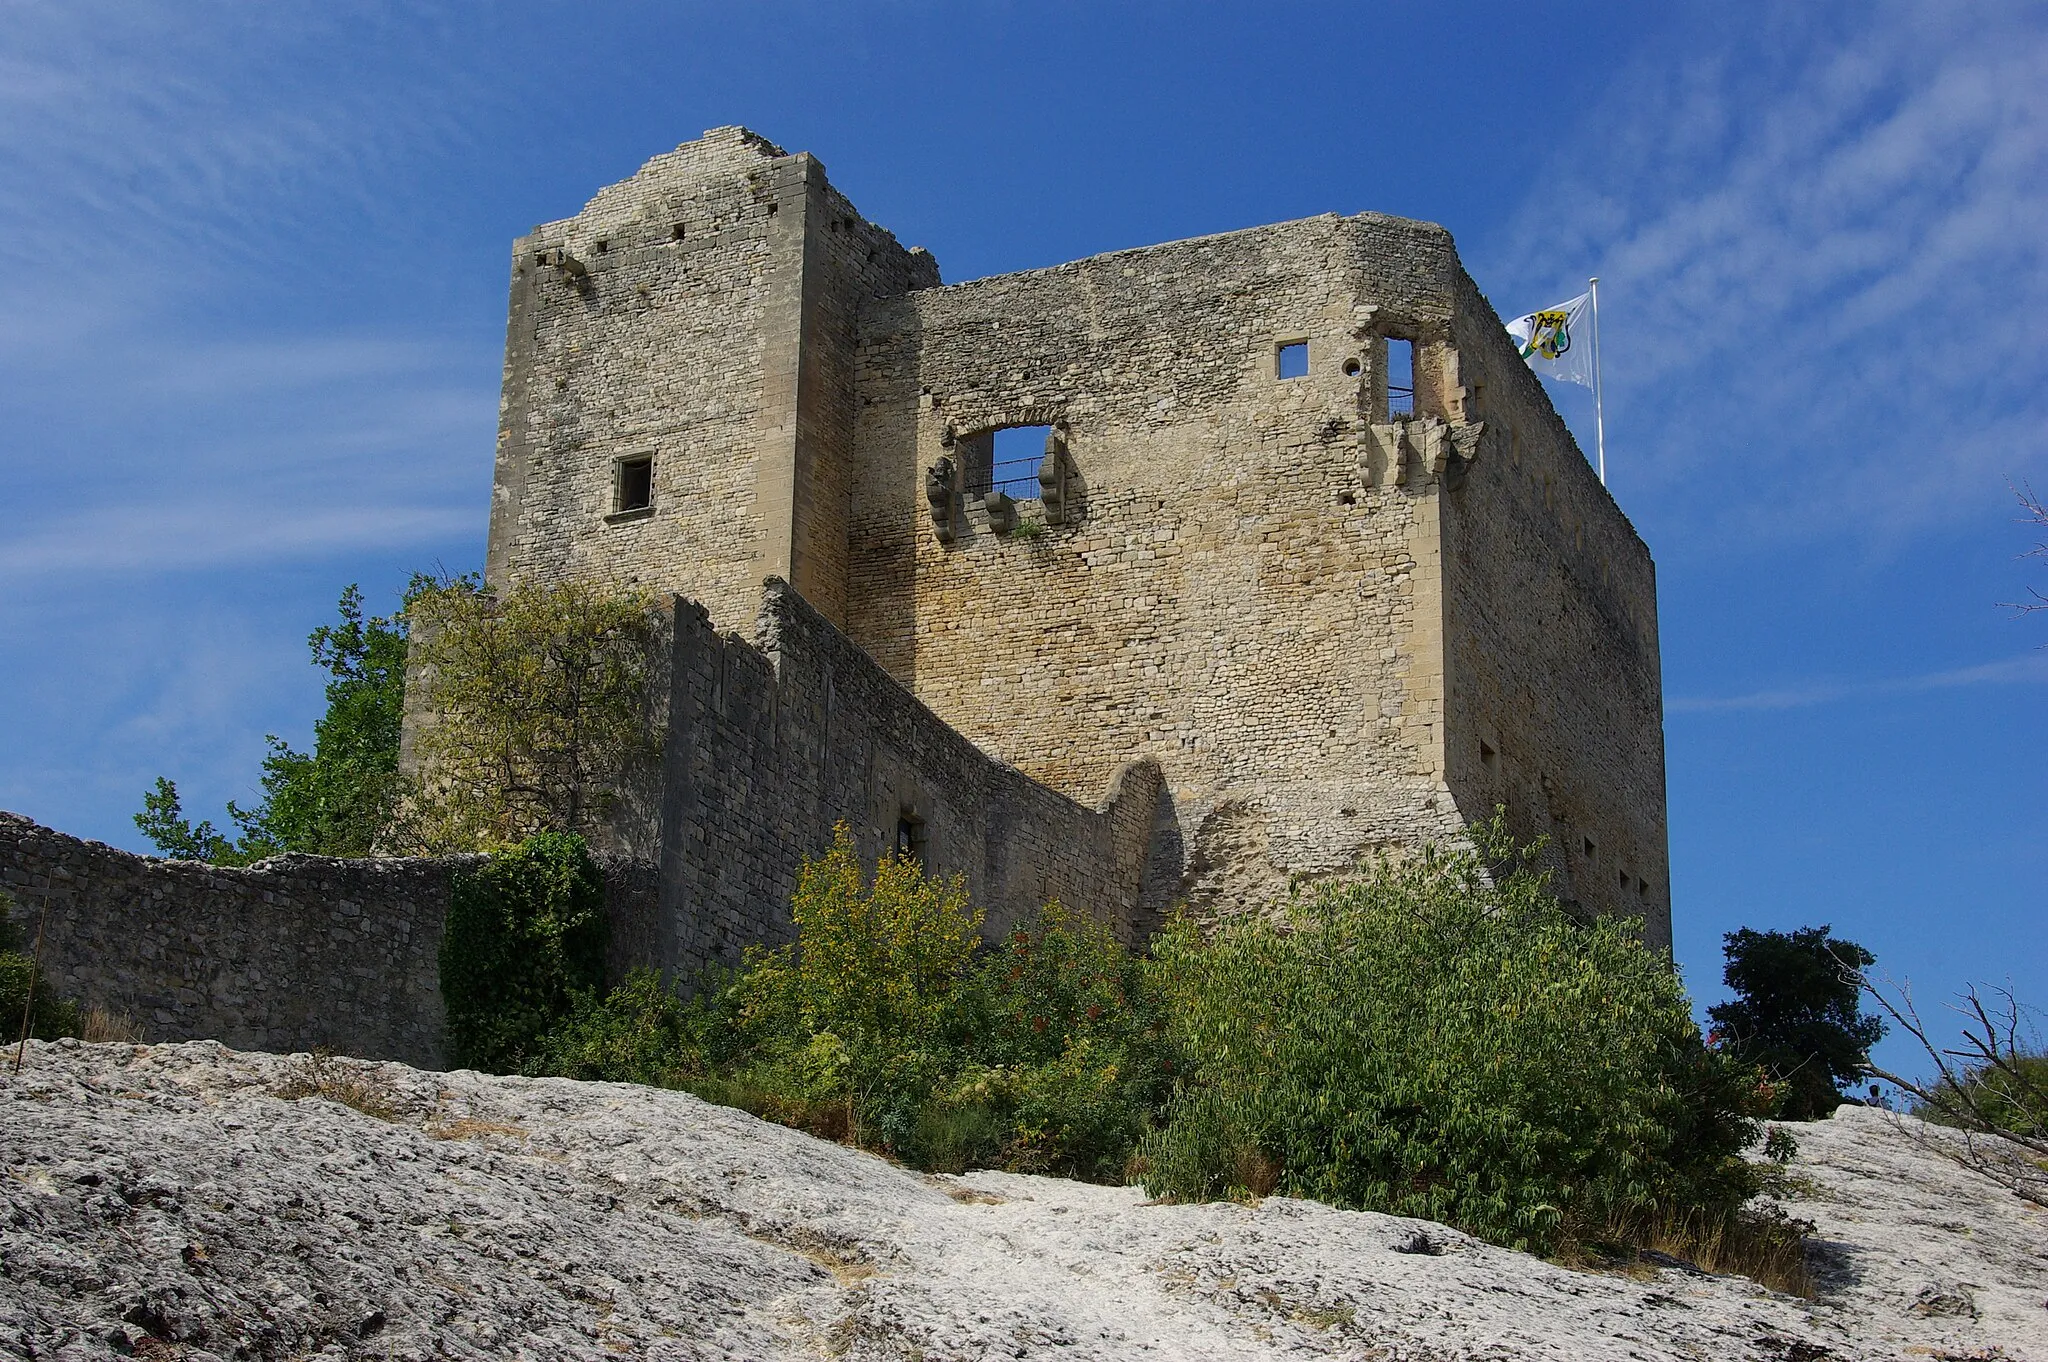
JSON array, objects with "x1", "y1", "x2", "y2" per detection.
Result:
[
  {"x1": 0, "y1": 813, "x2": 450, "y2": 1065},
  {"x1": 0, "y1": 814, "x2": 661, "y2": 1069},
  {"x1": 1433, "y1": 274, "x2": 1671, "y2": 945},
  {"x1": 847, "y1": 215, "x2": 1473, "y2": 913},
  {"x1": 484, "y1": 128, "x2": 936, "y2": 635},
  {"x1": 647, "y1": 581, "x2": 1164, "y2": 969}
]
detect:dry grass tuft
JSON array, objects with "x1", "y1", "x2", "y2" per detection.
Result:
[
  {"x1": 1564, "y1": 1205, "x2": 1815, "y2": 1298},
  {"x1": 427, "y1": 1117, "x2": 528, "y2": 1141},
  {"x1": 271, "y1": 1052, "x2": 406, "y2": 1123},
  {"x1": 80, "y1": 1006, "x2": 144, "y2": 1043}
]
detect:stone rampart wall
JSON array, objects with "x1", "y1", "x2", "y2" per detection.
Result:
[
  {"x1": 0, "y1": 814, "x2": 662, "y2": 1069},
  {"x1": 1433, "y1": 269, "x2": 1670, "y2": 943},
  {"x1": 648, "y1": 580, "x2": 1164, "y2": 971}
]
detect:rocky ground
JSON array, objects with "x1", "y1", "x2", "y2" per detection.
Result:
[{"x1": 3, "y1": 1040, "x2": 2044, "y2": 1360}]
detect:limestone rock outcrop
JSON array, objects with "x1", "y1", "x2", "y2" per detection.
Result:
[{"x1": 4, "y1": 1040, "x2": 2043, "y2": 1360}]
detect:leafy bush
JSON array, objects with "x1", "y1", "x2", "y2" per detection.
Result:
[
  {"x1": 401, "y1": 578, "x2": 659, "y2": 852},
  {"x1": 1137, "y1": 824, "x2": 1772, "y2": 1256},
  {"x1": 1708, "y1": 924, "x2": 1884, "y2": 1120},
  {"x1": 537, "y1": 966, "x2": 709, "y2": 1086},
  {"x1": 528, "y1": 829, "x2": 1165, "y2": 1180},
  {"x1": 439, "y1": 832, "x2": 608, "y2": 1073},
  {"x1": 517, "y1": 821, "x2": 1783, "y2": 1268},
  {"x1": 1, "y1": 894, "x2": 81, "y2": 1042}
]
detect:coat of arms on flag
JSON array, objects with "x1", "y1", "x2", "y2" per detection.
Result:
[{"x1": 1505, "y1": 291, "x2": 1594, "y2": 388}]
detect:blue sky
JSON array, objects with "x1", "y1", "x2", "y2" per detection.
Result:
[{"x1": 3, "y1": 2, "x2": 2042, "y2": 1077}]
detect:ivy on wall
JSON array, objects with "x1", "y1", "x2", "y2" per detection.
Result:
[{"x1": 438, "y1": 833, "x2": 608, "y2": 1073}]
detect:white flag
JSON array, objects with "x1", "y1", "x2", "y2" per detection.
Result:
[{"x1": 1505, "y1": 291, "x2": 1593, "y2": 388}]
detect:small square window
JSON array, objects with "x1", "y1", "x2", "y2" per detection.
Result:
[
  {"x1": 1276, "y1": 341, "x2": 1309, "y2": 380},
  {"x1": 614, "y1": 456, "x2": 653, "y2": 515}
]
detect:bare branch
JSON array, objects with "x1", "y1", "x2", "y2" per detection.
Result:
[{"x1": 1854, "y1": 970, "x2": 2048, "y2": 1206}]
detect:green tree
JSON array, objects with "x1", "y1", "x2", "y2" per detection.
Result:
[
  {"x1": 133, "y1": 581, "x2": 423, "y2": 863},
  {"x1": 132, "y1": 777, "x2": 241, "y2": 863},
  {"x1": 1707, "y1": 924, "x2": 1884, "y2": 1120},
  {"x1": 399, "y1": 579, "x2": 659, "y2": 852}
]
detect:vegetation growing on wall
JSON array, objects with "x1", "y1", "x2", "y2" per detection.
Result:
[
  {"x1": 438, "y1": 832, "x2": 609, "y2": 1073},
  {"x1": 133, "y1": 581, "x2": 426, "y2": 864},
  {"x1": 398, "y1": 579, "x2": 660, "y2": 853},
  {"x1": 2, "y1": 892, "x2": 81, "y2": 1043}
]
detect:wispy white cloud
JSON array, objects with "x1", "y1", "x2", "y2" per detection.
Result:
[
  {"x1": 0, "y1": 503, "x2": 479, "y2": 578},
  {"x1": 1482, "y1": 2, "x2": 2048, "y2": 549},
  {"x1": 1668, "y1": 649, "x2": 2048, "y2": 713}
]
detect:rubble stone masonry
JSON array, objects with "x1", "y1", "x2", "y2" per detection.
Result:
[{"x1": 479, "y1": 127, "x2": 1668, "y2": 945}]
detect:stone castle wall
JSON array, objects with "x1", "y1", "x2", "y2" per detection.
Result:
[
  {"x1": 847, "y1": 214, "x2": 1477, "y2": 912},
  {"x1": 0, "y1": 812, "x2": 455, "y2": 1065},
  {"x1": 0, "y1": 813, "x2": 665, "y2": 1068},
  {"x1": 485, "y1": 128, "x2": 938, "y2": 634},
  {"x1": 1433, "y1": 273, "x2": 1670, "y2": 941},
  {"x1": 644, "y1": 579, "x2": 1164, "y2": 969},
  {"x1": 471, "y1": 127, "x2": 1673, "y2": 938}
]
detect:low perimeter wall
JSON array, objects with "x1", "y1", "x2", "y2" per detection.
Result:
[{"x1": 0, "y1": 813, "x2": 659, "y2": 1069}]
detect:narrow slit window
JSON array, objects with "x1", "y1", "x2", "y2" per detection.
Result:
[
  {"x1": 1276, "y1": 341, "x2": 1309, "y2": 380},
  {"x1": 1582, "y1": 836, "x2": 1597, "y2": 859},
  {"x1": 615, "y1": 456, "x2": 654, "y2": 514},
  {"x1": 1479, "y1": 741, "x2": 1496, "y2": 768},
  {"x1": 1387, "y1": 338, "x2": 1414, "y2": 414},
  {"x1": 894, "y1": 812, "x2": 927, "y2": 864}
]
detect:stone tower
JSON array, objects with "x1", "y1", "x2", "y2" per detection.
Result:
[{"x1": 482, "y1": 128, "x2": 1671, "y2": 950}]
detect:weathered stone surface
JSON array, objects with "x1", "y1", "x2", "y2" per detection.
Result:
[{"x1": 5, "y1": 1042, "x2": 2043, "y2": 1360}]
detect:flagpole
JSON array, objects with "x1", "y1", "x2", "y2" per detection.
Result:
[{"x1": 1588, "y1": 276, "x2": 1606, "y2": 486}]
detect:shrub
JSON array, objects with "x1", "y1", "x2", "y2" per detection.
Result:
[
  {"x1": 536, "y1": 966, "x2": 705, "y2": 1086},
  {"x1": 401, "y1": 578, "x2": 659, "y2": 852},
  {"x1": 1139, "y1": 823, "x2": 1771, "y2": 1256},
  {"x1": 1, "y1": 894, "x2": 80, "y2": 1043},
  {"x1": 729, "y1": 824, "x2": 982, "y2": 1147},
  {"x1": 438, "y1": 832, "x2": 608, "y2": 1073}
]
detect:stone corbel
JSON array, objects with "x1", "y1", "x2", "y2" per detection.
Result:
[
  {"x1": 925, "y1": 455, "x2": 961, "y2": 545},
  {"x1": 1363, "y1": 424, "x2": 1405, "y2": 487},
  {"x1": 1445, "y1": 420, "x2": 1485, "y2": 493},
  {"x1": 1411, "y1": 418, "x2": 1452, "y2": 484},
  {"x1": 1039, "y1": 425, "x2": 1073, "y2": 525},
  {"x1": 980, "y1": 490, "x2": 1018, "y2": 534},
  {"x1": 539, "y1": 247, "x2": 591, "y2": 292}
]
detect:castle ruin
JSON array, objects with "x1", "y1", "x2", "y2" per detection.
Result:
[
  {"x1": 477, "y1": 126, "x2": 1669, "y2": 955},
  {"x1": 0, "y1": 126, "x2": 1672, "y2": 1068}
]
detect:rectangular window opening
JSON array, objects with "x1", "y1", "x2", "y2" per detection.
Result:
[
  {"x1": 615, "y1": 456, "x2": 654, "y2": 515},
  {"x1": 1637, "y1": 878, "x2": 1650, "y2": 897},
  {"x1": 1387, "y1": 338, "x2": 1414, "y2": 415},
  {"x1": 894, "y1": 812, "x2": 928, "y2": 864},
  {"x1": 1276, "y1": 341, "x2": 1309, "y2": 380},
  {"x1": 1619, "y1": 869, "x2": 1630, "y2": 889},
  {"x1": 1479, "y1": 741, "x2": 1496, "y2": 768},
  {"x1": 968, "y1": 425, "x2": 1054, "y2": 501},
  {"x1": 1582, "y1": 836, "x2": 1597, "y2": 859}
]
